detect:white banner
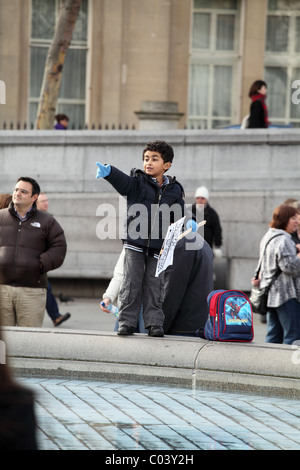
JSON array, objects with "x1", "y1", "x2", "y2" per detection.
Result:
[
  {"x1": 155, "y1": 219, "x2": 206, "y2": 277},
  {"x1": 155, "y1": 217, "x2": 185, "y2": 277}
]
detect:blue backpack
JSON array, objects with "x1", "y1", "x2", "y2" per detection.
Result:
[{"x1": 204, "y1": 289, "x2": 254, "y2": 342}]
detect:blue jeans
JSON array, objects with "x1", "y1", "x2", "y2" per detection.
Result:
[
  {"x1": 265, "y1": 298, "x2": 300, "y2": 344},
  {"x1": 46, "y1": 281, "x2": 61, "y2": 321}
]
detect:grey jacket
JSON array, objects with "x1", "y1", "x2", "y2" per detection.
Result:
[{"x1": 256, "y1": 228, "x2": 300, "y2": 307}]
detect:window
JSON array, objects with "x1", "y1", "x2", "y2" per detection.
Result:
[
  {"x1": 188, "y1": 0, "x2": 240, "y2": 129},
  {"x1": 264, "y1": 0, "x2": 300, "y2": 126},
  {"x1": 29, "y1": 0, "x2": 88, "y2": 129}
]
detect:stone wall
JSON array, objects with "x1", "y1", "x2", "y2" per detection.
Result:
[{"x1": 1, "y1": 129, "x2": 300, "y2": 293}]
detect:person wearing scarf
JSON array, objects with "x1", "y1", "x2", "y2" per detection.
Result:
[{"x1": 248, "y1": 80, "x2": 270, "y2": 128}]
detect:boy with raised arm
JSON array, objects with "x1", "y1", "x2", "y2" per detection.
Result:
[{"x1": 96, "y1": 140, "x2": 196, "y2": 337}]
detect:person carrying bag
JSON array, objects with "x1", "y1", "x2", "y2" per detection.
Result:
[
  {"x1": 250, "y1": 204, "x2": 300, "y2": 344},
  {"x1": 249, "y1": 234, "x2": 282, "y2": 315}
]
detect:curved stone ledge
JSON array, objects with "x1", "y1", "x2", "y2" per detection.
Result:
[{"x1": 2, "y1": 327, "x2": 300, "y2": 398}]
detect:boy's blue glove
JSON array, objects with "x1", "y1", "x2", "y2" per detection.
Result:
[
  {"x1": 96, "y1": 162, "x2": 111, "y2": 179},
  {"x1": 186, "y1": 219, "x2": 198, "y2": 232}
]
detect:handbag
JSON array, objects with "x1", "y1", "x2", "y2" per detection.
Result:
[
  {"x1": 249, "y1": 284, "x2": 274, "y2": 315},
  {"x1": 249, "y1": 234, "x2": 282, "y2": 315}
]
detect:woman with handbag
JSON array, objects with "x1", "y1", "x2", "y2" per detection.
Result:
[{"x1": 251, "y1": 204, "x2": 300, "y2": 344}]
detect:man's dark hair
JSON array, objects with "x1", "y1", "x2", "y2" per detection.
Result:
[
  {"x1": 17, "y1": 177, "x2": 40, "y2": 197},
  {"x1": 142, "y1": 140, "x2": 174, "y2": 164}
]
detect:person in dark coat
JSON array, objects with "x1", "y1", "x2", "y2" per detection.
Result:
[
  {"x1": 191, "y1": 186, "x2": 223, "y2": 258},
  {"x1": 248, "y1": 80, "x2": 270, "y2": 128},
  {"x1": 0, "y1": 328, "x2": 38, "y2": 450},
  {"x1": 0, "y1": 177, "x2": 67, "y2": 327},
  {"x1": 37, "y1": 193, "x2": 71, "y2": 327},
  {"x1": 162, "y1": 231, "x2": 214, "y2": 336},
  {"x1": 54, "y1": 114, "x2": 69, "y2": 130}
]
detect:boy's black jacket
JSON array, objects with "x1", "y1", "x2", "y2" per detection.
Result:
[{"x1": 106, "y1": 166, "x2": 185, "y2": 251}]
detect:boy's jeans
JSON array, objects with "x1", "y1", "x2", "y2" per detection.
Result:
[{"x1": 118, "y1": 248, "x2": 164, "y2": 330}]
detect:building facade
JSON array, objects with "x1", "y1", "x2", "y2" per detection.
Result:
[{"x1": 1, "y1": 0, "x2": 300, "y2": 129}]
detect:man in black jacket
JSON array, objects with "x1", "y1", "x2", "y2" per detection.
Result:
[
  {"x1": 0, "y1": 177, "x2": 67, "y2": 327},
  {"x1": 162, "y1": 231, "x2": 214, "y2": 336}
]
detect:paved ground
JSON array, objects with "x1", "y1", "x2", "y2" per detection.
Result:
[
  {"x1": 42, "y1": 296, "x2": 268, "y2": 343},
  {"x1": 19, "y1": 376, "x2": 300, "y2": 451},
  {"x1": 14, "y1": 296, "x2": 299, "y2": 451},
  {"x1": 22, "y1": 296, "x2": 298, "y2": 452}
]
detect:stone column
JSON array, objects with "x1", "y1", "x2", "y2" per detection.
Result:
[{"x1": 240, "y1": 0, "x2": 268, "y2": 120}]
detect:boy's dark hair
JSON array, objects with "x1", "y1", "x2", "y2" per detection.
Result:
[
  {"x1": 17, "y1": 177, "x2": 40, "y2": 197},
  {"x1": 248, "y1": 80, "x2": 267, "y2": 97},
  {"x1": 142, "y1": 140, "x2": 174, "y2": 164}
]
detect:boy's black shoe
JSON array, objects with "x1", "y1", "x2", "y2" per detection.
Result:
[
  {"x1": 117, "y1": 325, "x2": 135, "y2": 336},
  {"x1": 148, "y1": 326, "x2": 164, "y2": 337}
]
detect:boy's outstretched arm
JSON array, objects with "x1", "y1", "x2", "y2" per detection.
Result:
[{"x1": 95, "y1": 162, "x2": 138, "y2": 198}]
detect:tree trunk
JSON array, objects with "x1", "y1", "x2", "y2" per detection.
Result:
[{"x1": 35, "y1": 0, "x2": 82, "y2": 130}]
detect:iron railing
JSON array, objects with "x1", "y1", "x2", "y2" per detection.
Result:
[{"x1": 0, "y1": 122, "x2": 137, "y2": 130}]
